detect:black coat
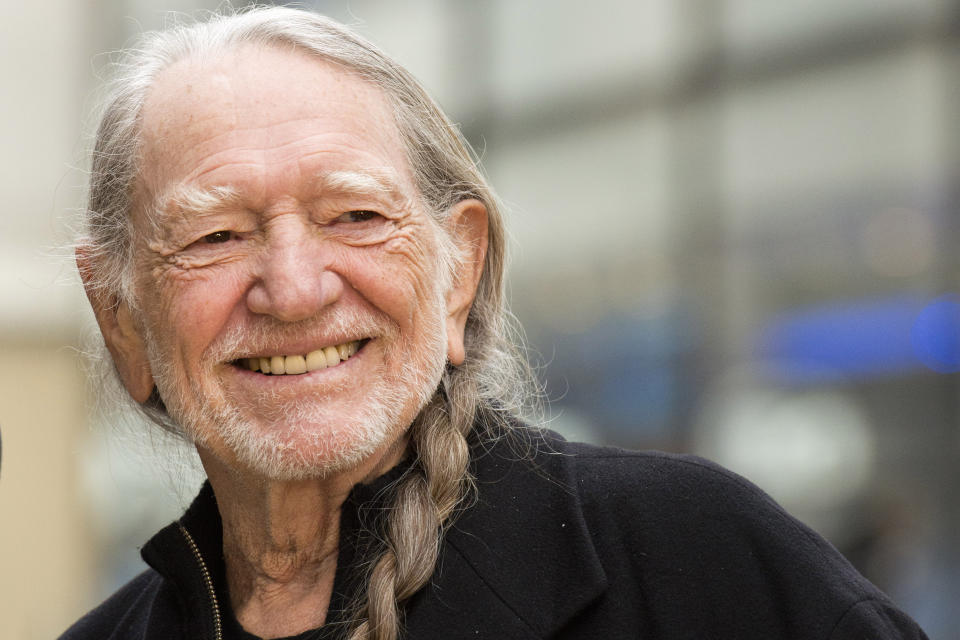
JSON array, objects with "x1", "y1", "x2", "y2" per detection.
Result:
[{"x1": 60, "y1": 431, "x2": 928, "y2": 639}]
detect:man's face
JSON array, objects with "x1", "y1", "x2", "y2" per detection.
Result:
[{"x1": 120, "y1": 45, "x2": 461, "y2": 479}]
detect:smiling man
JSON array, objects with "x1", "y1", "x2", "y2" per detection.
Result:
[
  {"x1": 126, "y1": 44, "x2": 466, "y2": 488},
  {"x1": 62, "y1": 7, "x2": 928, "y2": 640}
]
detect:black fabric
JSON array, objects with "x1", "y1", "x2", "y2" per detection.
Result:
[{"x1": 60, "y1": 429, "x2": 929, "y2": 640}]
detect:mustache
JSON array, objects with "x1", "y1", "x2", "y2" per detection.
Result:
[{"x1": 204, "y1": 306, "x2": 395, "y2": 362}]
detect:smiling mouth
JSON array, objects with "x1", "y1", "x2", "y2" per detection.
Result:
[{"x1": 234, "y1": 339, "x2": 368, "y2": 375}]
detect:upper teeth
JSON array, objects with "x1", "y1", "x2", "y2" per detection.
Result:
[{"x1": 244, "y1": 340, "x2": 360, "y2": 375}]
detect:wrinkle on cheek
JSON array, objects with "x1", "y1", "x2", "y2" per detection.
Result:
[
  {"x1": 384, "y1": 232, "x2": 436, "y2": 281},
  {"x1": 150, "y1": 263, "x2": 199, "y2": 290},
  {"x1": 149, "y1": 257, "x2": 247, "y2": 294},
  {"x1": 168, "y1": 253, "x2": 250, "y2": 272},
  {"x1": 334, "y1": 219, "x2": 398, "y2": 248},
  {"x1": 146, "y1": 238, "x2": 178, "y2": 259},
  {"x1": 144, "y1": 265, "x2": 250, "y2": 345},
  {"x1": 382, "y1": 216, "x2": 436, "y2": 261},
  {"x1": 380, "y1": 231, "x2": 447, "y2": 324},
  {"x1": 145, "y1": 238, "x2": 252, "y2": 276}
]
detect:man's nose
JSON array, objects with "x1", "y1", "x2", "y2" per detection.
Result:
[{"x1": 245, "y1": 220, "x2": 342, "y2": 322}]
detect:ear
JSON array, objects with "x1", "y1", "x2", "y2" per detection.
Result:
[
  {"x1": 77, "y1": 248, "x2": 155, "y2": 403},
  {"x1": 444, "y1": 199, "x2": 488, "y2": 366}
]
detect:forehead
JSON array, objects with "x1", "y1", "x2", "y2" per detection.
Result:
[{"x1": 137, "y1": 44, "x2": 413, "y2": 205}]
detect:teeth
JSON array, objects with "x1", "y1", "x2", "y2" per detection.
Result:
[
  {"x1": 306, "y1": 349, "x2": 327, "y2": 371},
  {"x1": 322, "y1": 346, "x2": 340, "y2": 366},
  {"x1": 285, "y1": 355, "x2": 307, "y2": 375},
  {"x1": 244, "y1": 340, "x2": 361, "y2": 376}
]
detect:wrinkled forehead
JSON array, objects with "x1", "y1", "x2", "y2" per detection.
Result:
[{"x1": 135, "y1": 43, "x2": 414, "y2": 210}]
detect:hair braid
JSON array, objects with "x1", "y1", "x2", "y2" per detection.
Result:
[{"x1": 346, "y1": 370, "x2": 477, "y2": 640}]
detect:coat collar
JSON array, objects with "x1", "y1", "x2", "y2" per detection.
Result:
[
  {"x1": 140, "y1": 430, "x2": 607, "y2": 639},
  {"x1": 141, "y1": 482, "x2": 224, "y2": 640},
  {"x1": 405, "y1": 431, "x2": 608, "y2": 638}
]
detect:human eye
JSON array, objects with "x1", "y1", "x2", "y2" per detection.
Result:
[
  {"x1": 183, "y1": 229, "x2": 245, "y2": 252},
  {"x1": 335, "y1": 210, "x2": 382, "y2": 223},
  {"x1": 322, "y1": 207, "x2": 392, "y2": 246},
  {"x1": 202, "y1": 230, "x2": 236, "y2": 244}
]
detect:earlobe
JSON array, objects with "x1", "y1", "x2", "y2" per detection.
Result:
[
  {"x1": 444, "y1": 199, "x2": 488, "y2": 366},
  {"x1": 77, "y1": 249, "x2": 156, "y2": 404},
  {"x1": 110, "y1": 303, "x2": 156, "y2": 403}
]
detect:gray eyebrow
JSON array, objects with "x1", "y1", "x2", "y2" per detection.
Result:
[
  {"x1": 141, "y1": 184, "x2": 246, "y2": 242},
  {"x1": 148, "y1": 169, "x2": 407, "y2": 228},
  {"x1": 315, "y1": 169, "x2": 407, "y2": 200},
  {"x1": 156, "y1": 184, "x2": 245, "y2": 219}
]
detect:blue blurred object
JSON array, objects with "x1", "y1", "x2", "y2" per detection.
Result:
[
  {"x1": 758, "y1": 294, "x2": 960, "y2": 383},
  {"x1": 910, "y1": 294, "x2": 960, "y2": 373},
  {"x1": 542, "y1": 306, "x2": 695, "y2": 440}
]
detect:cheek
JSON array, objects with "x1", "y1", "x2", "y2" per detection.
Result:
[
  {"x1": 343, "y1": 237, "x2": 445, "y2": 327},
  {"x1": 384, "y1": 226, "x2": 446, "y2": 295},
  {"x1": 147, "y1": 265, "x2": 252, "y2": 358}
]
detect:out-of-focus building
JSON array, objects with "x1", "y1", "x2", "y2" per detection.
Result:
[{"x1": 2, "y1": 1, "x2": 958, "y2": 637}]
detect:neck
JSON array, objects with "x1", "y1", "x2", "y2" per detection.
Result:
[{"x1": 198, "y1": 436, "x2": 408, "y2": 639}]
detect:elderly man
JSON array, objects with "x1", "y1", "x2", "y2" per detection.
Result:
[{"x1": 62, "y1": 7, "x2": 927, "y2": 640}]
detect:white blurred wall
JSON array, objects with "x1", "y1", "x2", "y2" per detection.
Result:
[{"x1": 1, "y1": 2, "x2": 96, "y2": 637}]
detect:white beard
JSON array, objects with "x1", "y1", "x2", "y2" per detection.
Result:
[{"x1": 144, "y1": 303, "x2": 449, "y2": 481}]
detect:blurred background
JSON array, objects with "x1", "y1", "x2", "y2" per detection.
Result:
[{"x1": 2, "y1": 0, "x2": 959, "y2": 637}]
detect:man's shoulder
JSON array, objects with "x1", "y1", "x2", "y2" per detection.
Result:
[
  {"x1": 474, "y1": 429, "x2": 888, "y2": 594},
  {"x1": 459, "y1": 429, "x2": 926, "y2": 637},
  {"x1": 59, "y1": 569, "x2": 177, "y2": 640},
  {"x1": 558, "y1": 438, "x2": 795, "y2": 523},
  {"x1": 489, "y1": 428, "x2": 784, "y2": 520},
  {"x1": 506, "y1": 432, "x2": 841, "y2": 557},
  {"x1": 468, "y1": 428, "x2": 800, "y2": 551},
  {"x1": 558, "y1": 436, "x2": 742, "y2": 488}
]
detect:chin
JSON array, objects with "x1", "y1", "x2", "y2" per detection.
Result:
[
  {"x1": 178, "y1": 386, "x2": 419, "y2": 481},
  {"x1": 218, "y1": 412, "x2": 400, "y2": 481}
]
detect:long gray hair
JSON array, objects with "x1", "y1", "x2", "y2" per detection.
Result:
[{"x1": 80, "y1": 6, "x2": 538, "y2": 639}]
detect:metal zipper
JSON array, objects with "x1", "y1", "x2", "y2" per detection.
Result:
[{"x1": 178, "y1": 523, "x2": 224, "y2": 640}]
